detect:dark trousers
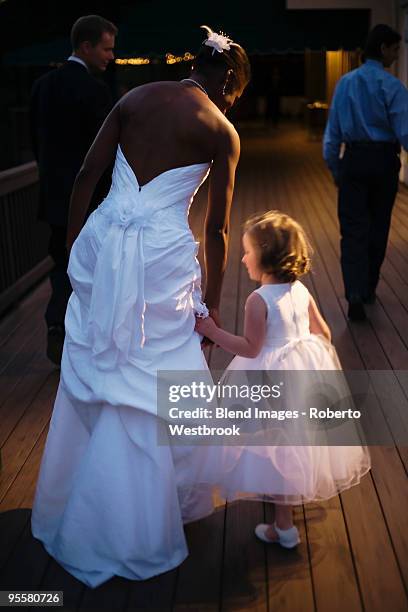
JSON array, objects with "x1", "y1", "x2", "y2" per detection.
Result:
[
  {"x1": 338, "y1": 145, "x2": 400, "y2": 302},
  {"x1": 45, "y1": 225, "x2": 72, "y2": 328}
]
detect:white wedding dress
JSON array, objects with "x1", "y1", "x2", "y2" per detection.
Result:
[{"x1": 31, "y1": 145, "x2": 214, "y2": 588}]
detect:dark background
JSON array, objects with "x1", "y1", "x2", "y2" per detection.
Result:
[{"x1": 0, "y1": 0, "x2": 370, "y2": 170}]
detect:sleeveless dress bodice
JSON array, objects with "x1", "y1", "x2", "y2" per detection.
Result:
[
  {"x1": 227, "y1": 281, "x2": 337, "y2": 368},
  {"x1": 70, "y1": 144, "x2": 210, "y2": 372},
  {"x1": 256, "y1": 281, "x2": 310, "y2": 342}
]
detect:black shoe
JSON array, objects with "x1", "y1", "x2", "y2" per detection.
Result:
[
  {"x1": 47, "y1": 325, "x2": 65, "y2": 366},
  {"x1": 347, "y1": 302, "x2": 366, "y2": 322},
  {"x1": 363, "y1": 292, "x2": 376, "y2": 305}
]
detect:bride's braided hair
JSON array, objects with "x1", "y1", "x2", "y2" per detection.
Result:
[
  {"x1": 243, "y1": 211, "x2": 312, "y2": 282},
  {"x1": 193, "y1": 25, "x2": 251, "y2": 91}
]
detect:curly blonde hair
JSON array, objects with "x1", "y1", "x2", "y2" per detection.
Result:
[{"x1": 243, "y1": 211, "x2": 312, "y2": 283}]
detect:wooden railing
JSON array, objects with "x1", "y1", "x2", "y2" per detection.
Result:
[{"x1": 0, "y1": 162, "x2": 52, "y2": 316}]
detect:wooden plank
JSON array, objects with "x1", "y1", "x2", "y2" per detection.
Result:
[
  {"x1": 265, "y1": 504, "x2": 315, "y2": 612},
  {"x1": 298, "y1": 158, "x2": 391, "y2": 370},
  {"x1": 214, "y1": 140, "x2": 313, "y2": 609},
  {"x1": 0, "y1": 371, "x2": 57, "y2": 504},
  {"x1": 0, "y1": 304, "x2": 47, "y2": 377},
  {"x1": 177, "y1": 150, "x2": 266, "y2": 611},
  {"x1": 304, "y1": 155, "x2": 408, "y2": 317},
  {"x1": 266, "y1": 128, "x2": 406, "y2": 607},
  {"x1": 221, "y1": 501, "x2": 267, "y2": 611},
  {"x1": 294, "y1": 163, "x2": 408, "y2": 439},
  {"x1": 272, "y1": 140, "x2": 358, "y2": 612},
  {"x1": 376, "y1": 276, "x2": 408, "y2": 337},
  {"x1": 309, "y1": 153, "x2": 408, "y2": 316},
  {"x1": 292, "y1": 139, "x2": 408, "y2": 598},
  {"x1": 0, "y1": 329, "x2": 56, "y2": 430},
  {"x1": 214, "y1": 158, "x2": 267, "y2": 610},
  {"x1": 298, "y1": 156, "x2": 408, "y2": 448},
  {"x1": 173, "y1": 508, "x2": 226, "y2": 610},
  {"x1": 0, "y1": 331, "x2": 53, "y2": 447},
  {"x1": 125, "y1": 570, "x2": 177, "y2": 611},
  {"x1": 0, "y1": 518, "x2": 51, "y2": 590},
  {"x1": 376, "y1": 264, "x2": 408, "y2": 320},
  {"x1": 78, "y1": 577, "x2": 131, "y2": 611},
  {"x1": 341, "y1": 474, "x2": 408, "y2": 611},
  {"x1": 39, "y1": 559, "x2": 85, "y2": 612},
  {"x1": 0, "y1": 257, "x2": 53, "y2": 319},
  {"x1": 308, "y1": 151, "x2": 408, "y2": 388},
  {"x1": 0, "y1": 427, "x2": 49, "y2": 512},
  {"x1": 368, "y1": 446, "x2": 408, "y2": 588},
  {"x1": 309, "y1": 165, "x2": 408, "y2": 376},
  {"x1": 0, "y1": 279, "x2": 49, "y2": 347},
  {"x1": 261, "y1": 139, "x2": 319, "y2": 612},
  {"x1": 0, "y1": 508, "x2": 31, "y2": 570},
  {"x1": 303, "y1": 499, "x2": 362, "y2": 612}
]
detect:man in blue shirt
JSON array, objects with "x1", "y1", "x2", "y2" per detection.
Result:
[{"x1": 323, "y1": 24, "x2": 408, "y2": 321}]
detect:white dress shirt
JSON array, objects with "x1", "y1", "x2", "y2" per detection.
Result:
[{"x1": 67, "y1": 55, "x2": 89, "y2": 72}]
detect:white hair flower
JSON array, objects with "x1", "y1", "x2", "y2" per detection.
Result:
[{"x1": 201, "y1": 25, "x2": 233, "y2": 55}]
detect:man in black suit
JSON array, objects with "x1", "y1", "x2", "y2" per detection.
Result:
[{"x1": 30, "y1": 15, "x2": 117, "y2": 365}]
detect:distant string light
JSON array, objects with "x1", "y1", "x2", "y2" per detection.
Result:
[
  {"x1": 307, "y1": 101, "x2": 328, "y2": 110},
  {"x1": 114, "y1": 52, "x2": 194, "y2": 67},
  {"x1": 166, "y1": 52, "x2": 195, "y2": 65},
  {"x1": 115, "y1": 58, "x2": 150, "y2": 66}
]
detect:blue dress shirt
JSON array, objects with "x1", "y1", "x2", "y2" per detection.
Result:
[{"x1": 323, "y1": 59, "x2": 408, "y2": 178}]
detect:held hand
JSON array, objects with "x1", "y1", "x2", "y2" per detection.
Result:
[
  {"x1": 195, "y1": 315, "x2": 218, "y2": 339},
  {"x1": 196, "y1": 307, "x2": 221, "y2": 348},
  {"x1": 195, "y1": 315, "x2": 220, "y2": 348}
]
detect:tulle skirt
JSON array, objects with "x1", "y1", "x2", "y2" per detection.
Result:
[{"x1": 194, "y1": 334, "x2": 371, "y2": 505}]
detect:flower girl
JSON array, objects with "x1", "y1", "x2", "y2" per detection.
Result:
[{"x1": 195, "y1": 211, "x2": 370, "y2": 548}]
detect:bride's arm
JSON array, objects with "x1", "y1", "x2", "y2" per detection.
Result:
[
  {"x1": 66, "y1": 103, "x2": 120, "y2": 253},
  {"x1": 204, "y1": 124, "x2": 240, "y2": 316}
]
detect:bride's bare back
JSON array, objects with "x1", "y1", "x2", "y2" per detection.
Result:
[{"x1": 118, "y1": 81, "x2": 234, "y2": 187}]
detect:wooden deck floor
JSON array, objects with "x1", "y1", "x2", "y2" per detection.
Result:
[{"x1": 1, "y1": 124, "x2": 408, "y2": 611}]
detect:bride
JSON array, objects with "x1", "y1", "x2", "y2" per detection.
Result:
[{"x1": 31, "y1": 26, "x2": 251, "y2": 588}]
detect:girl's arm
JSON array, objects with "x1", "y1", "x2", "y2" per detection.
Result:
[
  {"x1": 308, "y1": 295, "x2": 331, "y2": 342},
  {"x1": 195, "y1": 293, "x2": 267, "y2": 358}
]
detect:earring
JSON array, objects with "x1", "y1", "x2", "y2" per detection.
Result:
[{"x1": 222, "y1": 70, "x2": 233, "y2": 96}]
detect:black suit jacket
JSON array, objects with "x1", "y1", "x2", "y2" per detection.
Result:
[{"x1": 30, "y1": 60, "x2": 113, "y2": 227}]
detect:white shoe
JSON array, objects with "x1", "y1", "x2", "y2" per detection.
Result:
[{"x1": 255, "y1": 522, "x2": 300, "y2": 549}]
